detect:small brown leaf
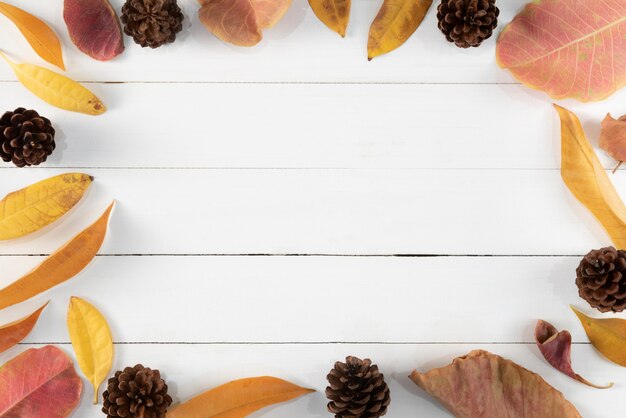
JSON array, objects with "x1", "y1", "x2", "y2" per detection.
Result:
[
  {"x1": 410, "y1": 350, "x2": 582, "y2": 418},
  {"x1": 600, "y1": 113, "x2": 626, "y2": 164},
  {"x1": 535, "y1": 320, "x2": 612, "y2": 389}
]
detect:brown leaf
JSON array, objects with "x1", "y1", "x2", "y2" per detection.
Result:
[
  {"x1": 0, "y1": 302, "x2": 47, "y2": 354},
  {"x1": 535, "y1": 320, "x2": 612, "y2": 389},
  {"x1": 600, "y1": 113, "x2": 626, "y2": 163},
  {"x1": 410, "y1": 350, "x2": 582, "y2": 418},
  {"x1": 308, "y1": 0, "x2": 350, "y2": 37}
]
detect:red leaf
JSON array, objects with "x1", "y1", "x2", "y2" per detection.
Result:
[
  {"x1": 0, "y1": 346, "x2": 82, "y2": 417},
  {"x1": 535, "y1": 320, "x2": 612, "y2": 389},
  {"x1": 600, "y1": 113, "x2": 626, "y2": 163},
  {"x1": 63, "y1": 0, "x2": 124, "y2": 61}
]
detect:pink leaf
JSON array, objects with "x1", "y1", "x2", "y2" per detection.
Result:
[
  {"x1": 63, "y1": 0, "x2": 124, "y2": 61},
  {"x1": 0, "y1": 346, "x2": 82, "y2": 417},
  {"x1": 535, "y1": 320, "x2": 612, "y2": 389},
  {"x1": 600, "y1": 114, "x2": 626, "y2": 163}
]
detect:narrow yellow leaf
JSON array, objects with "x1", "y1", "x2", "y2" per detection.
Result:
[
  {"x1": 308, "y1": 0, "x2": 351, "y2": 37},
  {"x1": 167, "y1": 376, "x2": 314, "y2": 418},
  {"x1": 0, "y1": 1, "x2": 64, "y2": 69},
  {"x1": 0, "y1": 173, "x2": 93, "y2": 240},
  {"x1": 67, "y1": 297, "x2": 113, "y2": 404},
  {"x1": 367, "y1": 0, "x2": 432, "y2": 60},
  {"x1": 571, "y1": 306, "x2": 626, "y2": 367},
  {"x1": 556, "y1": 105, "x2": 626, "y2": 248},
  {"x1": 0, "y1": 202, "x2": 114, "y2": 310},
  {"x1": 0, "y1": 52, "x2": 105, "y2": 115}
]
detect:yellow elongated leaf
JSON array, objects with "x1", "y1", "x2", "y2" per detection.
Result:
[
  {"x1": 0, "y1": 173, "x2": 93, "y2": 240},
  {"x1": 308, "y1": 0, "x2": 351, "y2": 37},
  {"x1": 67, "y1": 297, "x2": 113, "y2": 404},
  {"x1": 367, "y1": 0, "x2": 432, "y2": 60},
  {"x1": 167, "y1": 376, "x2": 314, "y2": 418},
  {"x1": 0, "y1": 202, "x2": 114, "y2": 310},
  {"x1": 0, "y1": 301, "x2": 47, "y2": 354},
  {"x1": 0, "y1": 1, "x2": 64, "y2": 69},
  {"x1": 0, "y1": 52, "x2": 105, "y2": 115},
  {"x1": 556, "y1": 105, "x2": 626, "y2": 248},
  {"x1": 572, "y1": 306, "x2": 626, "y2": 366}
]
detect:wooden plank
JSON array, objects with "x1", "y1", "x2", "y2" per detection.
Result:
[
  {"x1": 0, "y1": 0, "x2": 530, "y2": 83},
  {"x1": 0, "y1": 343, "x2": 619, "y2": 417},
  {"x1": 0, "y1": 83, "x2": 623, "y2": 169}
]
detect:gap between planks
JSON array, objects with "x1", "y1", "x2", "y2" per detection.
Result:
[
  {"x1": 17, "y1": 342, "x2": 590, "y2": 346},
  {"x1": 0, "y1": 254, "x2": 586, "y2": 257},
  {"x1": 0, "y1": 80, "x2": 523, "y2": 86}
]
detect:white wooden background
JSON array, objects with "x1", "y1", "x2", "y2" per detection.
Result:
[{"x1": 1, "y1": 0, "x2": 625, "y2": 416}]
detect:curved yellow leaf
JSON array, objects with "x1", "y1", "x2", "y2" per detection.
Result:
[
  {"x1": 67, "y1": 297, "x2": 113, "y2": 404},
  {"x1": 556, "y1": 105, "x2": 626, "y2": 248},
  {"x1": 572, "y1": 306, "x2": 626, "y2": 367},
  {"x1": 0, "y1": 301, "x2": 48, "y2": 354},
  {"x1": 0, "y1": 173, "x2": 93, "y2": 240},
  {"x1": 0, "y1": 202, "x2": 114, "y2": 311},
  {"x1": 367, "y1": 0, "x2": 432, "y2": 60},
  {"x1": 0, "y1": 1, "x2": 64, "y2": 70},
  {"x1": 0, "y1": 52, "x2": 105, "y2": 115},
  {"x1": 167, "y1": 376, "x2": 314, "y2": 418},
  {"x1": 308, "y1": 0, "x2": 350, "y2": 37}
]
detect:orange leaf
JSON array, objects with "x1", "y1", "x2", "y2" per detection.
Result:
[
  {"x1": 600, "y1": 113, "x2": 626, "y2": 163},
  {"x1": 496, "y1": 0, "x2": 626, "y2": 102},
  {"x1": 0, "y1": 202, "x2": 114, "y2": 311},
  {"x1": 0, "y1": 302, "x2": 47, "y2": 354},
  {"x1": 572, "y1": 306, "x2": 626, "y2": 367},
  {"x1": 167, "y1": 376, "x2": 314, "y2": 418},
  {"x1": 0, "y1": 1, "x2": 64, "y2": 70},
  {"x1": 410, "y1": 350, "x2": 582, "y2": 417},
  {"x1": 308, "y1": 0, "x2": 350, "y2": 37}
]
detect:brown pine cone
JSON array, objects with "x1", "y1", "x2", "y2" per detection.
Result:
[
  {"x1": 326, "y1": 356, "x2": 390, "y2": 418},
  {"x1": 102, "y1": 364, "x2": 173, "y2": 418},
  {"x1": 121, "y1": 0, "x2": 184, "y2": 48},
  {"x1": 437, "y1": 0, "x2": 499, "y2": 48},
  {"x1": 0, "y1": 108, "x2": 55, "y2": 167},
  {"x1": 576, "y1": 247, "x2": 626, "y2": 313}
]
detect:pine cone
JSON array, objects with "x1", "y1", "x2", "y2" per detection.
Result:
[
  {"x1": 121, "y1": 0, "x2": 183, "y2": 48},
  {"x1": 576, "y1": 247, "x2": 626, "y2": 313},
  {"x1": 0, "y1": 108, "x2": 55, "y2": 167},
  {"x1": 326, "y1": 356, "x2": 390, "y2": 418},
  {"x1": 437, "y1": 0, "x2": 499, "y2": 48},
  {"x1": 102, "y1": 364, "x2": 173, "y2": 418}
]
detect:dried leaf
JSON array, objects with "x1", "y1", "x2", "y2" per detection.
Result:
[
  {"x1": 367, "y1": 0, "x2": 432, "y2": 60},
  {"x1": 0, "y1": 202, "x2": 114, "y2": 311},
  {"x1": 572, "y1": 306, "x2": 626, "y2": 367},
  {"x1": 0, "y1": 52, "x2": 105, "y2": 115},
  {"x1": 67, "y1": 297, "x2": 113, "y2": 404},
  {"x1": 0, "y1": 345, "x2": 82, "y2": 417},
  {"x1": 167, "y1": 376, "x2": 314, "y2": 418},
  {"x1": 0, "y1": 173, "x2": 93, "y2": 241},
  {"x1": 308, "y1": 0, "x2": 350, "y2": 37},
  {"x1": 556, "y1": 105, "x2": 626, "y2": 248},
  {"x1": 496, "y1": 0, "x2": 626, "y2": 102},
  {"x1": 410, "y1": 350, "x2": 582, "y2": 418},
  {"x1": 600, "y1": 113, "x2": 626, "y2": 163},
  {"x1": 198, "y1": 0, "x2": 291, "y2": 47},
  {"x1": 0, "y1": 302, "x2": 47, "y2": 354},
  {"x1": 63, "y1": 0, "x2": 124, "y2": 61},
  {"x1": 535, "y1": 320, "x2": 612, "y2": 389},
  {"x1": 0, "y1": 1, "x2": 64, "y2": 70}
]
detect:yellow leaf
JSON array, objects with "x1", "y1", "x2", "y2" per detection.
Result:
[
  {"x1": 0, "y1": 301, "x2": 48, "y2": 354},
  {"x1": 0, "y1": 173, "x2": 93, "y2": 240},
  {"x1": 308, "y1": 0, "x2": 351, "y2": 37},
  {"x1": 0, "y1": 202, "x2": 114, "y2": 310},
  {"x1": 0, "y1": 52, "x2": 105, "y2": 115},
  {"x1": 67, "y1": 297, "x2": 113, "y2": 404},
  {"x1": 556, "y1": 105, "x2": 626, "y2": 248},
  {"x1": 0, "y1": 1, "x2": 64, "y2": 70},
  {"x1": 571, "y1": 306, "x2": 626, "y2": 367},
  {"x1": 367, "y1": 0, "x2": 432, "y2": 60},
  {"x1": 167, "y1": 376, "x2": 314, "y2": 418}
]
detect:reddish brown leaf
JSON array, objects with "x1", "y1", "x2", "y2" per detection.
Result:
[
  {"x1": 410, "y1": 350, "x2": 582, "y2": 418},
  {"x1": 535, "y1": 320, "x2": 612, "y2": 389},
  {"x1": 0, "y1": 345, "x2": 82, "y2": 417},
  {"x1": 0, "y1": 302, "x2": 47, "y2": 354},
  {"x1": 600, "y1": 113, "x2": 626, "y2": 163},
  {"x1": 63, "y1": 0, "x2": 124, "y2": 61}
]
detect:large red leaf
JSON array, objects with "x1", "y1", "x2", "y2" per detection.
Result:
[
  {"x1": 0, "y1": 346, "x2": 82, "y2": 417},
  {"x1": 63, "y1": 0, "x2": 124, "y2": 61},
  {"x1": 496, "y1": 0, "x2": 626, "y2": 102}
]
